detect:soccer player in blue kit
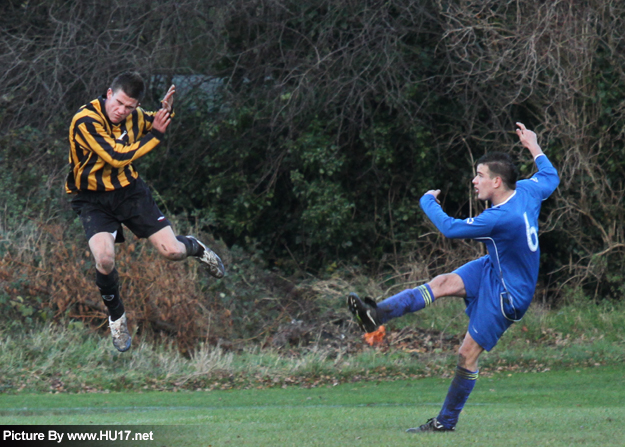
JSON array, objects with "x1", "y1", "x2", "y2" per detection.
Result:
[{"x1": 347, "y1": 123, "x2": 559, "y2": 432}]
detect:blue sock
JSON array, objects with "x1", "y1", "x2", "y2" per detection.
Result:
[
  {"x1": 437, "y1": 366, "x2": 479, "y2": 429},
  {"x1": 376, "y1": 284, "x2": 435, "y2": 323}
]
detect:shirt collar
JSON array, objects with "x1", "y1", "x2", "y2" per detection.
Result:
[{"x1": 493, "y1": 190, "x2": 517, "y2": 208}]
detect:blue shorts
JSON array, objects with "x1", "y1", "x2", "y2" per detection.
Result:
[{"x1": 453, "y1": 256, "x2": 514, "y2": 351}]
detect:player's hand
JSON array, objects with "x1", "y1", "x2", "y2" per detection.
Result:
[
  {"x1": 161, "y1": 84, "x2": 175, "y2": 113},
  {"x1": 152, "y1": 108, "x2": 171, "y2": 134},
  {"x1": 515, "y1": 122, "x2": 537, "y2": 148},
  {"x1": 516, "y1": 122, "x2": 543, "y2": 157},
  {"x1": 424, "y1": 189, "x2": 441, "y2": 204}
]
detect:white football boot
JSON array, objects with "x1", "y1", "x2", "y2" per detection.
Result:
[
  {"x1": 109, "y1": 313, "x2": 132, "y2": 352},
  {"x1": 187, "y1": 235, "x2": 225, "y2": 278}
]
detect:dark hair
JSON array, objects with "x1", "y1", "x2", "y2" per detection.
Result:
[
  {"x1": 110, "y1": 71, "x2": 145, "y2": 100},
  {"x1": 475, "y1": 151, "x2": 519, "y2": 190}
]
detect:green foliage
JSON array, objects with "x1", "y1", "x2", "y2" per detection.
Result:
[
  {"x1": 3, "y1": 0, "x2": 625, "y2": 304},
  {"x1": 0, "y1": 126, "x2": 67, "y2": 225},
  {"x1": 1, "y1": 294, "x2": 54, "y2": 327},
  {"x1": 131, "y1": 0, "x2": 455, "y2": 269}
]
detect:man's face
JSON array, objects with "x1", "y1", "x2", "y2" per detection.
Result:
[
  {"x1": 472, "y1": 163, "x2": 500, "y2": 202},
  {"x1": 105, "y1": 88, "x2": 139, "y2": 124}
]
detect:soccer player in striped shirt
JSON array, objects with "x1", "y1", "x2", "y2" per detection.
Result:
[
  {"x1": 66, "y1": 72, "x2": 225, "y2": 352},
  {"x1": 348, "y1": 123, "x2": 559, "y2": 432}
]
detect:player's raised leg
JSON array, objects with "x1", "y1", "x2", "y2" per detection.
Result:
[
  {"x1": 148, "y1": 226, "x2": 225, "y2": 278},
  {"x1": 89, "y1": 232, "x2": 131, "y2": 352},
  {"x1": 347, "y1": 273, "x2": 465, "y2": 333}
]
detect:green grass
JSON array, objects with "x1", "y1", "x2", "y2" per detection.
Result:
[
  {"x1": 2, "y1": 297, "x2": 625, "y2": 394},
  {"x1": 392, "y1": 292, "x2": 625, "y2": 344},
  {"x1": 1, "y1": 366, "x2": 624, "y2": 446}
]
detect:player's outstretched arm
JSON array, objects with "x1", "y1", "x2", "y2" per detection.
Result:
[
  {"x1": 516, "y1": 122, "x2": 559, "y2": 198},
  {"x1": 516, "y1": 122, "x2": 544, "y2": 159},
  {"x1": 420, "y1": 191, "x2": 496, "y2": 239}
]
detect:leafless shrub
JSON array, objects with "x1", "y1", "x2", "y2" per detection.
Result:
[{"x1": 433, "y1": 0, "x2": 625, "y2": 300}]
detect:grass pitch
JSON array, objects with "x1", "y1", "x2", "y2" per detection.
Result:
[{"x1": 1, "y1": 365, "x2": 623, "y2": 446}]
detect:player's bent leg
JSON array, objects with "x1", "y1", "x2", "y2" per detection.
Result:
[
  {"x1": 149, "y1": 226, "x2": 225, "y2": 278},
  {"x1": 375, "y1": 284, "x2": 436, "y2": 323},
  {"x1": 348, "y1": 280, "x2": 442, "y2": 331},
  {"x1": 148, "y1": 226, "x2": 187, "y2": 261},
  {"x1": 349, "y1": 274, "x2": 465, "y2": 332}
]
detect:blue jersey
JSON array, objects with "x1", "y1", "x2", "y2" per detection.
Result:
[{"x1": 420, "y1": 155, "x2": 559, "y2": 317}]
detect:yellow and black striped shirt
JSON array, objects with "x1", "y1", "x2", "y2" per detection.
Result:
[{"x1": 65, "y1": 96, "x2": 163, "y2": 193}]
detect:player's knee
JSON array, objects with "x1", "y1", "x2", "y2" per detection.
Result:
[
  {"x1": 457, "y1": 344, "x2": 481, "y2": 370},
  {"x1": 158, "y1": 242, "x2": 186, "y2": 261},
  {"x1": 96, "y1": 255, "x2": 116, "y2": 274},
  {"x1": 429, "y1": 273, "x2": 464, "y2": 297}
]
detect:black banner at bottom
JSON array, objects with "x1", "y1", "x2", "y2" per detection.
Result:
[{"x1": 1, "y1": 426, "x2": 191, "y2": 446}]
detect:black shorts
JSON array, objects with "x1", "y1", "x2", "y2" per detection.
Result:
[{"x1": 71, "y1": 178, "x2": 171, "y2": 243}]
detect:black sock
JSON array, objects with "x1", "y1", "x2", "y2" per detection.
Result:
[
  {"x1": 176, "y1": 235, "x2": 204, "y2": 257},
  {"x1": 96, "y1": 268, "x2": 124, "y2": 321}
]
